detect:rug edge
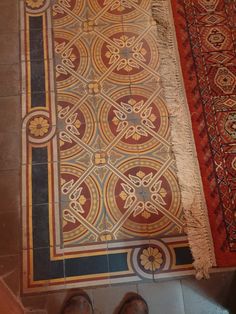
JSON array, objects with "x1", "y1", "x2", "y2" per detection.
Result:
[{"x1": 151, "y1": 0, "x2": 216, "y2": 279}]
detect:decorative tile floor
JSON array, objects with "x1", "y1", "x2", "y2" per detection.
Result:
[{"x1": 21, "y1": 0, "x2": 193, "y2": 293}]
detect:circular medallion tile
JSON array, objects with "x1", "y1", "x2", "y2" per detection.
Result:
[
  {"x1": 99, "y1": 87, "x2": 169, "y2": 153},
  {"x1": 104, "y1": 158, "x2": 181, "y2": 237},
  {"x1": 92, "y1": 25, "x2": 159, "y2": 84},
  {"x1": 61, "y1": 164, "x2": 101, "y2": 244},
  {"x1": 26, "y1": 0, "x2": 50, "y2": 13},
  {"x1": 57, "y1": 93, "x2": 95, "y2": 160},
  {"x1": 132, "y1": 241, "x2": 171, "y2": 279},
  {"x1": 54, "y1": 30, "x2": 89, "y2": 89},
  {"x1": 52, "y1": 0, "x2": 85, "y2": 28},
  {"x1": 88, "y1": 0, "x2": 150, "y2": 23}
]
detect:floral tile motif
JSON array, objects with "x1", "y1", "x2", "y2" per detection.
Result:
[{"x1": 21, "y1": 0, "x2": 193, "y2": 293}]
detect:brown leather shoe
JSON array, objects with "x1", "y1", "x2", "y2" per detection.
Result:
[
  {"x1": 61, "y1": 294, "x2": 93, "y2": 314},
  {"x1": 118, "y1": 295, "x2": 149, "y2": 314}
]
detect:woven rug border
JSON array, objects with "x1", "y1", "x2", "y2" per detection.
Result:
[{"x1": 152, "y1": 0, "x2": 216, "y2": 278}]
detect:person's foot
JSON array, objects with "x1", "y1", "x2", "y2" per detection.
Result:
[
  {"x1": 61, "y1": 294, "x2": 93, "y2": 314},
  {"x1": 118, "y1": 295, "x2": 149, "y2": 314}
]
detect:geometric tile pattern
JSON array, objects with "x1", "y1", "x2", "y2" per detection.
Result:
[{"x1": 21, "y1": 0, "x2": 193, "y2": 293}]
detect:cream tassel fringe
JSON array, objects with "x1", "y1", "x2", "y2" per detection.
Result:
[{"x1": 152, "y1": 0, "x2": 216, "y2": 279}]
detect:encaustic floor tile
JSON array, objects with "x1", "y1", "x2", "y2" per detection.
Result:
[
  {"x1": 63, "y1": 206, "x2": 111, "y2": 289},
  {"x1": 21, "y1": 0, "x2": 193, "y2": 293},
  {"x1": 22, "y1": 248, "x2": 66, "y2": 294}
]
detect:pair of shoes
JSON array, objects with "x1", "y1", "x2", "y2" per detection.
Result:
[
  {"x1": 118, "y1": 295, "x2": 149, "y2": 314},
  {"x1": 61, "y1": 294, "x2": 93, "y2": 314},
  {"x1": 62, "y1": 293, "x2": 148, "y2": 314}
]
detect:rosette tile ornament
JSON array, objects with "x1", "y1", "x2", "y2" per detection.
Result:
[
  {"x1": 140, "y1": 247, "x2": 163, "y2": 271},
  {"x1": 106, "y1": 35, "x2": 147, "y2": 72},
  {"x1": 26, "y1": 0, "x2": 45, "y2": 8},
  {"x1": 29, "y1": 117, "x2": 50, "y2": 137}
]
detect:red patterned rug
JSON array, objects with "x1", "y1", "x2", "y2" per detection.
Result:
[{"x1": 171, "y1": 0, "x2": 236, "y2": 267}]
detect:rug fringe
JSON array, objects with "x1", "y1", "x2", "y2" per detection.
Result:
[{"x1": 151, "y1": 0, "x2": 216, "y2": 279}]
